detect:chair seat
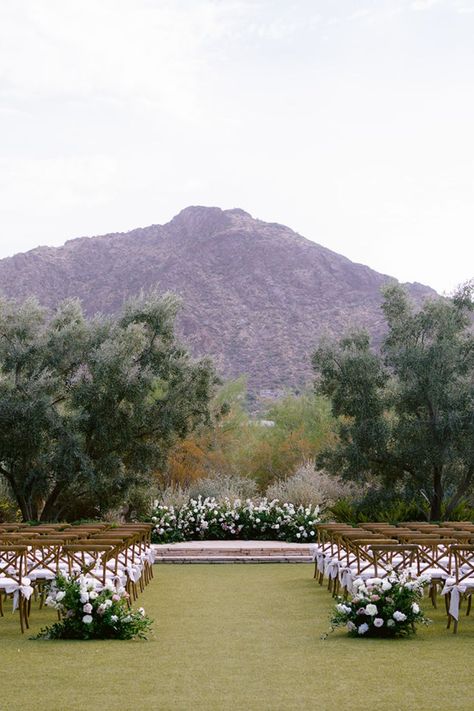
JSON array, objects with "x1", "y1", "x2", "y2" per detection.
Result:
[{"x1": 28, "y1": 568, "x2": 57, "y2": 581}]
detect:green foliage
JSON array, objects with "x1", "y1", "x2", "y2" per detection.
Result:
[
  {"x1": 329, "y1": 494, "x2": 429, "y2": 525},
  {"x1": 313, "y1": 283, "x2": 474, "y2": 520},
  {"x1": 0, "y1": 291, "x2": 217, "y2": 521},
  {"x1": 164, "y1": 382, "x2": 336, "y2": 491}
]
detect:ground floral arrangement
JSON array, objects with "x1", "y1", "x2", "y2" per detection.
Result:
[
  {"x1": 150, "y1": 496, "x2": 320, "y2": 543},
  {"x1": 34, "y1": 575, "x2": 152, "y2": 640},
  {"x1": 330, "y1": 570, "x2": 431, "y2": 638}
]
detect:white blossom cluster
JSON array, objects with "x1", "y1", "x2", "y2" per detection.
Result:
[
  {"x1": 151, "y1": 496, "x2": 320, "y2": 543},
  {"x1": 45, "y1": 575, "x2": 129, "y2": 625},
  {"x1": 332, "y1": 569, "x2": 430, "y2": 638}
]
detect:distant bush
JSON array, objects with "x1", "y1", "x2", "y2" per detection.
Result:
[
  {"x1": 0, "y1": 497, "x2": 20, "y2": 523},
  {"x1": 188, "y1": 474, "x2": 257, "y2": 501},
  {"x1": 265, "y1": 462, "x2": 364, "y2": 510}
]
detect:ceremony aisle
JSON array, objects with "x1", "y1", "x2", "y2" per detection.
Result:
[{"x1": 2, "y1": 564, "x2": 474, "y2": 710}]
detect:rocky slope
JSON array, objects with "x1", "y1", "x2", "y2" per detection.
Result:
[{"x1": 0, "y1": 207, "x2": 436, "y2": 394}]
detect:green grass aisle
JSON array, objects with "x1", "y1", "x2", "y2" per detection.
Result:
[{"x1": 2, "y1": 565, "x2": 474, "y2": 711}]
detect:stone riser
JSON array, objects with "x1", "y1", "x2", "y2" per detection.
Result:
[
  {"x1": 156, "y1": 549, "x2": 309, "y2": 557},
  {"x1": 155, "y1": 556, "x2": 313, "y2": 564}
]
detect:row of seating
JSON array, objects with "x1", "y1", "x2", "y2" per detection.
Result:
[
  {"x1": 0, "y1": 522, "x2": 155, "y2": 633},
  {"x1": 310, "y1": 521, "x2": 474, "y2": 633}
]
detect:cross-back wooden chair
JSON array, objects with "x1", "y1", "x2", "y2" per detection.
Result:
[
  {"x1": 334, "y1": 536, "x2": 394, "y2": 597},
  {"x1": 413, "y1": 538, "x2": 457, "y2": 607},
  {"x1": 62, "y1": 544, "x2": 117, "y2": 588},
  {"x1": 444, "y1": 545, "x2": 474, "y2": 633},
  {"x1": 0, "y1": 545, "x2": 33, "y2": 633},
  {"x1": 369, "y1": 544, "x2": 419, "y2": 578},
  {"x1": 313, "y1": 525, "x2": 354, "y2": 582}
]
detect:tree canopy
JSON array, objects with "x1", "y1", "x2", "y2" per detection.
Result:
[
  {"x1": 0, "y1": 292, "x2": 217, "y2": 521},
  {"x1": 312, "y1": 283, "x2": 474, "y2": 520}
]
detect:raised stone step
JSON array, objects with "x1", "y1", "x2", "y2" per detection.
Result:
[
  {"x1": 153, "y1": 540, "x2": 314, "y2": 564},
  {"x1": 156, "y1": 555, "x2": 313, "y2": 564}
]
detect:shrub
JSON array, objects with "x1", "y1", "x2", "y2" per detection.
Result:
[
  {"x1": 266, "y1": 463, "x2": 363, "y2": 510},
  {"x1": 188, "y1": 474, "x2": 257, "y2": 501}
]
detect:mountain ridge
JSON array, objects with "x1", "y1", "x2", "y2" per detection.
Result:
[{"x1": 0, "y1": 206, "x2": 437, "y2": 395}]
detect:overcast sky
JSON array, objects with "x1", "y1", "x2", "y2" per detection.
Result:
[{"x1": 1, "y1": 0, "x2": 473, "y2": 294}]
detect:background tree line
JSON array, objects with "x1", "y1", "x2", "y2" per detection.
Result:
[{"x1": 1, "y1": 282, "x2": 473, "y2": 523}]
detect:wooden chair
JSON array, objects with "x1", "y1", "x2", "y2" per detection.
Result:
[
  {"x1": 444, "y1": 545, "x2": 474, "y2": 633},
  {"x1": 0, "y1": 545, "x2": 33, "y2": 633},
  {"x1": 369, "y1": 544, "x2": 419, "y2": 578}
]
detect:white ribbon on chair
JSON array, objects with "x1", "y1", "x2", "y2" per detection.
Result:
[
  {"x1": 126, "y1": 563, "x2": 143, "y2": 583},
  {"x1": 441, "y1": 579, "x2": 474, "y2": 621},
  {"x1": 325, "y1": 559, "x2": 339, "y2": 580},
  {"x1": 4, "y1": 577, "x2": 34, "y2": 612}
]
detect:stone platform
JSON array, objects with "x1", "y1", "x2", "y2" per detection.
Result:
[{"x1": 153, "y1": 540, "x2": 314, "y2": 564}]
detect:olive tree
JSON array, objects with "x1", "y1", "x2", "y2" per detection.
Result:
[
  {"x1": 0, "y1": 292, "x2": 216, "y2": 521},
  {"x1": 312, "y1": 283, "x2": 474, "y2": 521}
]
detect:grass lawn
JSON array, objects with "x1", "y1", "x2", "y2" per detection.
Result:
[{"x1": 2, "y1": 564, "x2": 474, "y2": 711}]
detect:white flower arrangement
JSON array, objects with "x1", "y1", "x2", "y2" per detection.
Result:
[
  {"x1": 331, "y1": 570, "x2": 430, "y2": 638},
  {"x1": 150, "y1": 496, "x2": 320, "y2": 543},
  {"x1": 35, "y1": 575, "x2": 152, "y2": 640}
]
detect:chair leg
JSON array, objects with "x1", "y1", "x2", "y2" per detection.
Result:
[{"x1": 19, "y1": 597, "x2": 25, "y2": 634}]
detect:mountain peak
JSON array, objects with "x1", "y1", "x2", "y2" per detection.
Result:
[{"x1": 166, "y1": 205, "x2": 254, "y2": 237}]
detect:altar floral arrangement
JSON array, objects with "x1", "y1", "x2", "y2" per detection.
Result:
[
  {"x1": 34, "y1": 575, "x2": 152, "y2": 640},
  {"x1": 331, "y1": 570, "x2": 431, "y2": 638},
  {"x1": 150, "y1": 496, "x2": 320, "y2": 543}
]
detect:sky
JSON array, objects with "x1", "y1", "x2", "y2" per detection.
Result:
[{"x1": 1, "y1": 0, "x2": 473, "y2": 294}]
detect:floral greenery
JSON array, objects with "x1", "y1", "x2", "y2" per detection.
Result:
[
  {"x1": 34, "y1": 575, "x2": 152, "y2": 640},
  {"x1": 330, "y1": 570, "x2": 431, "y2": 638},
  {"x1": 150, "y1": 496, "x2": 320, "y2": 543}
]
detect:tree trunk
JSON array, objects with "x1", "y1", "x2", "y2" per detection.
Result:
[
  {"x1": 17, "y1": 495, "x2": 39, "y2": 522},
  {"x1": 430, "y1": 465, "x2": 443, "y2": 521},
  {"x1": 39, "y1": 482, "x2": 64, "y2": 522}
]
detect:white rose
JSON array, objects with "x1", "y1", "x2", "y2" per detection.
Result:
[
  {"x1": 336, "y1": 603, "x2": 352, "y2": 615},
  {"x1": 83, "y1": 603, "x2": 93, "y2": 614},
  {"x1": 365, "y1": 604, "x2": 378, "y2": 616},
  {"x1": 55, "y1": 591, "x2": 66, "y2": 602},
  {"x1": 89, "y1": 591, "x2": 98, "y2": 600},
  {"x1": 347, "y1": 621, "x2": 356, "y2": 631},
  {"x1": 110, "y1": 615, "x2": 118, "y2": 623},
  {"x1": 358, "y1": 623, "x2": 369, "y2": 635},
  {"x1": 387, "y1": 619, "x2": 395, "y2": 628},
  {"x1": 80, "y1": 593, "x2": 89, "y2": 603},
  {"x1": 381, "y1": 580, "x2": 392, "y2": 591},
  {"x1": 82, "y1": 615, "x2": 93, "y2": 624},
  {"x1": 373, "y1": 618, "x2": 384, "y2": 628},
  {"x1": 393, "y1": 611, "x2": 407, "y2": 622},
  {"x1": 412, "y1": 603, "x2": 420, "y2": 614}
]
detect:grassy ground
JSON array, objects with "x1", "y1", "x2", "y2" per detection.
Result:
[{"x1": 2, "y1": 564, "x2": 474, "y2": 711}]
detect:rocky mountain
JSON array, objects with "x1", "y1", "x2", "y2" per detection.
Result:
[{"x1": 0, "y1": 207, "x2": 436, "y2": 395}]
